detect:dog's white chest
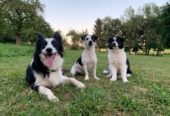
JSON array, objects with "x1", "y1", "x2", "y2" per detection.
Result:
[
  {"x1": 48, "y1": 72, "x2": 61, "y2": 87},
  {"x1": 108, "y1": 50, "x2": 126, "y2": 67},
  {"x1": 34, "y1": 71, "x2": 61, "y2": 87},
  {"x1": 83, "y1": 52, "x2": 97, "y2": 67}
]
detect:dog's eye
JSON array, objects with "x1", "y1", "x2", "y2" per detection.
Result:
[
  {"x1": 42, "y1": 41, "x2": 47, "y2": 47},
  {"x1": 86, "y1": 38, "x2": 89, "y2": 40},
  {"x1": 52, "y1": 40, "x2": 58, "y2": 47}
]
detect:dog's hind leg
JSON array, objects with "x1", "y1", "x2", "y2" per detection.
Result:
[
  {"x1": 126, "y1": 58, "x2": 132, "y2": 77},
  {"x1": 127, "y1": 65, "x2": 132, "y2": 77},
  {"x1": 106, "y1": 73, "x2": 112, "y2": 78},
  {"x1": 60, "y1": 76, "x2": 85, "y2": 88},
  {"x1": 71, "y1": 65, "x2": 76, "y2": 77}
]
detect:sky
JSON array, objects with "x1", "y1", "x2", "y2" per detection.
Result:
[{"x1": 40, "y1": 0, "x2": 168, "y2": 34}]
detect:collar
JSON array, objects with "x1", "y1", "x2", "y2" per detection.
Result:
[{"x1": 49, "y1": 69, "x2": 57, "y2": 72}]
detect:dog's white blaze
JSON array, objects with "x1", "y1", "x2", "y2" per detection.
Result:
[
  {"x1": 42, "y1": 38, "x2": 57, "y2": 54},
  {"x1": 113, "y1": 37, "x2": 118, "y2": 47},
  {"x1": 85, "y1": 35, "x2": 92, "y2": 40}
]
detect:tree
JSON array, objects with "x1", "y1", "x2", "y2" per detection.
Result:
[
  {"x1": 0, "y1": 0, "x2": 53, "y2": 44},
  {"x1": 122, "y1": 6, "x2": 136, "y2": 53},
  {"x1": 124, "y1": 6, "x2": 135, "y2": 21},
  {"x1": 142, "y1": 3, "x2": 162, "y2": 55},
  {"x1": 66, "y1": 29, "x2": 81, "y2": 50},
  {"x1": 160, "y1": 1, "x2": 170, "y2": 48},
  {"x1": 21, "y1": 15, "x2": 54, "y2": 43},
  {"x1": 0, "y1": 0, "x2": 14, "y2": 43},
  {"x1": 120, "y1": 3, "x2": 163, "y2": 55},
  {"x1": 93, "y1": 18, "x2": 103, "y2": 51},
  {"x1": 1, "y1": 0, "x2": 44, "y2": 45}
]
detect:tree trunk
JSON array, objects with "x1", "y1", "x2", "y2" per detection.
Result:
[
  {"x1": 98, "y1": 45, "x2": 101, "y2": 52},
  {"x1": 16, "y1": 37, "x2": 21, "y2": 45},
  {"x1": 156, "y1": 49, "x2": 161, "y2": 56},
  {"x1": 15, "y1": 10, "x2": 22, "y2": 45},
  {"x1": 15, "y1": 32, "x2": 21, "y2": 45},
  {"x1": 147, "y1": 50, "x2": 150, "y2": 56},
  {"x1": 99, "y1": 48, "x2": 101, "y2": 52},
  {"x1": 145, "y1": 45, "x2": 149, "y2": 56}
]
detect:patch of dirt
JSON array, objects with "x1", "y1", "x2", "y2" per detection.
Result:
[{"x1": 132, "y1": 85, "x2": 148, "y2": 95}]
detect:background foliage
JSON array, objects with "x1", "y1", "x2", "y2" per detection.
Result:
[{"x1": 0, "y1": 0, "x2": 170, "y2": 55}]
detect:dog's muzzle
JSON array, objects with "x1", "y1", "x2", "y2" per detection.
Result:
[
  {"x1": 112, "y1": 43, "x2": 116, "y2": 47},
  {"x1": 88, "y1": 41, "x2": 93, "y2": 46},
  {"x1": 109, "y1": 43, "x2": 116, "y2": 49},
  {"x1": 42, "y1": 48, "x2": 57, "y2": 68},
  {"x1": 46, "y1": 48, "x2": 52, "y2": 54}
]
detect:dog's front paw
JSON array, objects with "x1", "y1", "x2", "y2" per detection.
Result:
[
  {"x1": 77, "y1": 82, "x2": 86, "y2": 89},
  {"x1": 85, "y1": 76, "x2": 89, "y2": 80},
  {"x1": 94, "y1": 76, "x2": 100, "y2": 80},
  {"x1": 123, "y1": 79, "x2": 129, "y2": 83},
  {"x1": 106, "y1": 74, "x2": 111, "y2": 78},
  {"x1": 48, "y1": 95, "x2": 59, "y2": 102},
  {"x1": 110, "y1": 78, "x2": 117, "y2": 81},
  {"x1": 127, "y1": 74, "x2": 132, "y2": 78}
]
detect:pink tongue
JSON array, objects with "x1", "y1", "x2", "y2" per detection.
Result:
[{"x1": 45, "y1": 56, "x2": 54, "y2": 68}]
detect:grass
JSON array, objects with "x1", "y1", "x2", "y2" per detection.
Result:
[{"x1": 0, "y1": 43, "x2": 170, "y2": 115}]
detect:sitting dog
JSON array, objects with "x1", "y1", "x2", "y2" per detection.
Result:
[
  {"x1": 103, "y1": 35, "x2": 132, "y2": 82},
  {"x1": 26, "y1": 32, "x2": 85, "y2": 102},
  {"x1": 71, "y1": 35, "x2": 100, "y2": 80}
]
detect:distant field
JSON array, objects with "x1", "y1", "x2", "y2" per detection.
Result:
[{"x1": 0, "y1": 43, "x2": 170, "y2": 115}]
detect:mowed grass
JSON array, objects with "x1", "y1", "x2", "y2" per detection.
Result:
[{"x1": 0, "y1": 43, "x2": 170, "y2": 115}]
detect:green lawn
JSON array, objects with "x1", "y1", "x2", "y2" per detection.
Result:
[{"x1": 0, "y1": 43, "x2": 170, "y2": 115}]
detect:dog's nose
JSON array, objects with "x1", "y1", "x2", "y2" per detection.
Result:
[
  {"x1": 46, "y1": 48, "x2": 52, "y2": 54},
  {"x1": 89, "y1": 41, "x2": 93, "y2": 46},
  {"x1": 112, "y1": 43, "x2": 116, "y2": 47}
]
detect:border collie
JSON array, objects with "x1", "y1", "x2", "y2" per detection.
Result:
[
  {"x1": 71, "y1": 35, "x2": 100, "y2": 80},
  {"x1": 26, "y1": 32, "x2": 85, "y2": 102},
  {"x1": 103, "y1": 35, "x2": 132, "y2": 82}
]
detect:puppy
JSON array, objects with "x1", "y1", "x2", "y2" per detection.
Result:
[
  {"x1": 26, "y1": 32, "x2": 85, "y2": 102},
  {"x1": 71, "y1": 35, "x2": 100, "y2": 80},
  {"x1": 103, "y1": 36, "x2": 132, "y2": 82}
]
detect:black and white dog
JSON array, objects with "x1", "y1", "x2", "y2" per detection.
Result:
[
  {"x1": 26, "y1": 32, "x2": 85, "y2": 102},
  {"x1": 71, "y1": 35, "x2": 100, "y2": 80},
  {"x1": 103, "y1": 36, "x2": 132, "y2": 82}
]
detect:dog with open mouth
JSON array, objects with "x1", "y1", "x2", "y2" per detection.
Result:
[
  {"x1": 26, "y1": 32, "x2": 85, "y2": 102},
  {"x1": 70, "y1": 35, "x2": 100, "y2": 80}
]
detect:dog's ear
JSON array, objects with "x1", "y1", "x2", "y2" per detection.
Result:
[
  {"x1": 108, "y1": 36, "x2": 113, "y2": 43},
  {"x1": 117, "y1": 36, "x2": 124, "y2": 41},
  {"x1": 36, "y1": 32, "x2": 45, "y2": 41},
  {"x1": 36, "y1": 32, "x2": 45, "y2": 50},
  {"x1": 53, "y1": 31, "x2": 62, "y2": 42},
  {"x1": 117, "y1": 36, "x2": 125, "y2": 49},
  {"x1": 92, "y1": 35, "x2": 98, "y2": 41},
  {"x1": 35, "y1": 32, "x2": 45, "y2": 52},
  {"x1": 53, "y1": 31, "x2": 64, "y2": 57},
  {"x1": 81, "y1": 35, "x2": 87, "y2": 41}
]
